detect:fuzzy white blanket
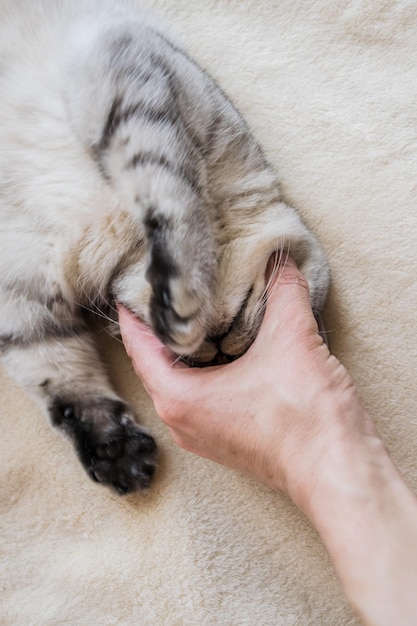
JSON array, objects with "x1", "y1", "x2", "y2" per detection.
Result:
[{"x1": 2, "y1": 1, "x2": 417, "y2": 624}]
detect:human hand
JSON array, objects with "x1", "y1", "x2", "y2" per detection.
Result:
[
  {"x1": 119, "y1": 259, "x2": 417, "y2": 626},
  {"x1": 118, "y1": 257, "x2": 373, "y2": 512}
]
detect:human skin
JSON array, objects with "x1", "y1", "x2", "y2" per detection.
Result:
[{"x1": 118, "y1": 258, "x2": 417, "y2": 626}]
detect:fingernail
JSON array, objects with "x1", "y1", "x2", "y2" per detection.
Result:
[
  {"x1": 283, "y1": 256, "x2": 297, "y2": 268},
  {"x1": 265, "y1": 253, "x2": 298, "y2": 280}
]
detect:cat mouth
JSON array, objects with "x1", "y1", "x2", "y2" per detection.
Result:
[
  {"x1": 181, "y1": 352, "x2": 238, "y2": 368},
  {"x1": 180, "y1": 333, "x2": 257, "y2": 368}
]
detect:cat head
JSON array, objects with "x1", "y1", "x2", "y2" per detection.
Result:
[{"x1": 113, "y1": 197, "x2": 329, "y2": 365}]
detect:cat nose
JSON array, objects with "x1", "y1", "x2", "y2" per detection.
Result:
[
  {"x1": 207, "y1": 333, "x2": 245, "y2": 364},
  {"x1": 195, "y1": 335, "x2": 238, "y2": 365}
]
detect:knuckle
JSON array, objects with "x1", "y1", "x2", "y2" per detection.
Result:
[
  {"x1": 151, "y1": 372, "x2": 199, "y2": 429},
  {"x1": 278, "y1": 271, "x2": 310, "y2": 293},
  {"x1": 155, "y1": 394, "x2": 186, "y2": 429},
  {"x1": 170, "y1": 428, "x2": 192, "y2": 452}
]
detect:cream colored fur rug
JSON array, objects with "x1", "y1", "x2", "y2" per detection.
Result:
[{"x1": 2, "y1": 1, "x2": 417, "y2": 624}]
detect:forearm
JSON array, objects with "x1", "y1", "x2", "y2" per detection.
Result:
[{"x1": 297, "y1": 426, "x2": 417, "y2": 626}]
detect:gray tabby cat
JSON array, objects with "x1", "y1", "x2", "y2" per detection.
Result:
[{"x1": 0, "y1": 0, "x2": 329, "y2": 494}]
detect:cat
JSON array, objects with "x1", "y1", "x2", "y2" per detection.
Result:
[{"x1": 0, "y1": 0, "x2": 329, "y2": 494}]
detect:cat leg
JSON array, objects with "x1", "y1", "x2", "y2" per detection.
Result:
[{"x1": 0, "y1": 291, "x2": 157, "y2": 494}]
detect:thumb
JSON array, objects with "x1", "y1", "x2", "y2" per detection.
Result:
[{"x1": 254, "y1": 256, "x2": 317, "y2": 347}]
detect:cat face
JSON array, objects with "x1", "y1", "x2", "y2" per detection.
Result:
[
  {"x1": 115, "y1": 239, "x2": 271, "y2": 365},
  {"x1": 114, "y1": 200, "x2": 328, "y2": 365},
  {"x1": 187, "y1": 235, "x2": 282, "y2": 365}
]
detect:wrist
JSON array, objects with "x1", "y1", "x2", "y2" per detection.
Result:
[
  {"x1": 273, "y1": 370, "x2": 378, "y2": 513},
  {"x1": 289, "y1": 417, "x2": 417, "y2": 626},
  {"x1": 300, "y1": 431, "x2": 392, "y2": 530}
]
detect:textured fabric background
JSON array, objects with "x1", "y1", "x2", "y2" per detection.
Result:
[{"x1": 2, "y1": 1, "x2": 417, "y2": 624}]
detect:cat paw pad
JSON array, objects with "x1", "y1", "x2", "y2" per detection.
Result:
[{"x1": 50, "y1": 396, "x2": 158, "y2": 494}]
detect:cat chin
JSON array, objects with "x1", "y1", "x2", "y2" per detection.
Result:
[{"x1": 179, "y1": 341, "x2": 219, "y2": 366}]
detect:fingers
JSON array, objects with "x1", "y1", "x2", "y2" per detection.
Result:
[
  {"x1": 117, "y1": 305, "x2": 181, "y2": 395},
  {"x1": 118, "y1": 255, "x2": 315, "y2": 396}
]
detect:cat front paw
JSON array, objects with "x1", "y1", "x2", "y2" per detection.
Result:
[{"x1": 50, "y1": 396, "x2": 158, "y2": 494}]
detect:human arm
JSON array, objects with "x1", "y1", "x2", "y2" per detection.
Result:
[{"x1": 118, "y1": 259, "x2": 417, "y2": 625}]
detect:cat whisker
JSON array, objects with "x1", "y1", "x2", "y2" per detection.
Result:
[
  {"x1": 258, "y1": 239, "x2": 290, "y2": 313},
  {"x1": 63, "y1": 289, "x2": 126, "y2": 345},
  {"x1": 172, "y1": 354, "x2": 184, "y2": 367},
  {"x1": 75, "y1": 285, "x2": 120, "y2": 327}
]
